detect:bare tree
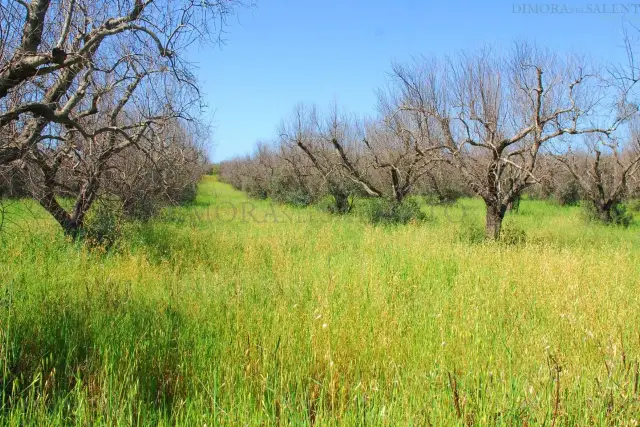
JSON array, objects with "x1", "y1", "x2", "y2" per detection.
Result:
[
  {"x1": 392, "y1": 45, "x2": 627, "y2": 238},
  {"x1": 554, "y1": 132, "x2": 640, "y2": 223},
  {"x1": 547, "y1": 25, "x2": 640, "y2": 224},
  {"x1": 0, "y1": 0, "x2": 244, "y2": 235},
  {"x1": 279, "y1": 104, "x2": 355, "y2": 213},
  {"x1": 291, "y1": 102, "x2": 436, "y2": 209},
  {"x1": 415, "y1": 163, "x2": 471, "y2": 204},
  {"x1": 104, "y1": 119, "x2": 208, "y2": 220},
  {"x1": 19, "y1": 60, "x2": 171, "y2": 234}
]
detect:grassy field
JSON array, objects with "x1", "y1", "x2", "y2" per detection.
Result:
[{"x1": 1, "y1": 176, "x2": 640, "y2": 425}]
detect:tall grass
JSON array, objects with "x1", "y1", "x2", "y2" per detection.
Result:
[{"x1": 1, "y1": 176, "x2": 640, "y2": 424}]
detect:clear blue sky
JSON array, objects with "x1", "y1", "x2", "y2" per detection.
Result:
[{"x1": 187, "y1": 0, "x2": 638, "y2": 162}]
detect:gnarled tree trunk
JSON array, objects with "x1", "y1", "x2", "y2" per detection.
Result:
[
  {"x1": 485, "y1": 202, "x2": 506, "y2": 240},
  {"x1": 38, "y1": 191, "x2": 84, "y2": 237},
  {"x1": 331, "y1": 190, "x2": 351, "y2": 214},
  {"x1": 593, "y1": 200, "x2": 614, "y2": 223}
]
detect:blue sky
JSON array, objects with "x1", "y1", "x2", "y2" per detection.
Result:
[{"x1": 187, "y1": 0, "x2": 638, "y2": 162}]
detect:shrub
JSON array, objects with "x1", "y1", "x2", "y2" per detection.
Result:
[
  {"x1": 418, "y1": 168, "x2": 471, "y2": 205},
  {"x1": 500, "y1": 223, "x2": 527, "y2": 245},
  {"x1": 554, "y1": 179, "x2": 582, "y2": 206},
  {"x1": 362, "y1": 197, "x2": 427, "y2": 225},
  {"x1": 318, "y1": 192, "x2": 353, "y2": 215},
  {"x1": 507, "y1": 196, "x2": 521, "y2": 214},
  {"x1": 423, "y1": 186, "x2": 467, "y2": 205},
  {"x1": 82, "y1": 199, "x2": 125, "y2": 249},
  {"x1": 582, "y1": 201, "x2": 633, "y2": 227},
  {"x1": 423, "y1": 190, "x2": 462, "y2": 206},
  {"x1": 269, "y1": 175, "x2": 314, "y2": 207},
  {"x1": 118, "y1": 181, "x2": 199, "y2": 222},
  {"x1": 245, "y1": 181, "x2": 269, "y2": 200},
  {"x1": 525, "y1": 178, "x2": 554, "y2": 200},
  {"x1": 611, "y1": 204, "x2": 634, "y2": 228},
  {"x1": 626, "y1": 199, "x2": 640, "y2": 214},
  {"x1": 455, "y1": 222, "x2": 485, "y2": 244}
]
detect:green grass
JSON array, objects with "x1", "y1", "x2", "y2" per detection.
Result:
[{"x1": 1, "y1": 176, "x2": 640, "y2": 425}]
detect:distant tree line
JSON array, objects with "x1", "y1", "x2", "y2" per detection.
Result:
[
  {"x1": 0, "y1": 0, "x2": 244, "y2": 236},
  {"x1": 220, "y1": 42, "x2": 640, "y2": 238}
]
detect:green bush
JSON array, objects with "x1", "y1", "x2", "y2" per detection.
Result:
[
  {"x1": 361, "y1": 197, "x2": 427, "y2": 225},
  {"x1": 424, "y1": 187, "x2": 466, "y2": 205},
  {"x1": 269, "y1": 175, "x2": 314, "y2": 207},
  {"x1": 121, "y1": 193, "x2": 160, "y2": 221},
  {"x1": 500, "y1": 223, "x2": 527, "y2": 245},
  {"x1": 507, "y1": 196, "x2": 521, "y2": 214},
  {"x1": 554, "y1": 180, "x2": 582, "y2": 206},
  {"x1": 119, "y1": 181, "x2": 199, "y2": 222},
  {"x1": 82, "y1": 199, "x2": 125, "y2": 248},
  {"x1": 245, "y1": 183, "x2": 269, "y2": 200},
  {"x1": 582, "y1": 201, "x2": 633, "y2": 227},
  {"x1": 271, "y1": 186, "x2": 313, "y2": 207},
  {"x1": 317, "y1": 193, "x2": 353, "y2": 215},
  {"x1": 606, "y1": 203, "x2": 632, "y2": 227},
  {"x1": 455, "y1": 221, "x2": 485, "y2": 244},
  {"x1": 626, "y1": 199, "x2": 640, "y2": 214}
]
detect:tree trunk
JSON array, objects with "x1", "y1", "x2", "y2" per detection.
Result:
[
  {"x1": 596, "y1": 202, "x2": 613, "y2": 223},
  {"x1": 485, "y1": 202, "x2": 505, "y2": 240},
  {"x1": 328, "y1": 184, "x2": 352, "y2": 214},
  {"x1": 37, "y1": 191, "x2": 83, "y2": 238},
  {"x1": 333, "y1": 191, "x2": 351, "y2": 214},
  {"x1": 60, "y1": 219, "x2": 82, "y2": 238}
]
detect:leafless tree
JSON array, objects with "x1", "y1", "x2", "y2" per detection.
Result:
[
  {"x1": 546, "y1": 26, "x2": 640, "y2": 223},
  {"x1": 290, "y1": 102, "x2": 437, "y2": 209},
  {"x1": 392, "y1": 45, "x2": 628, "y2": 238},
  {"x1": 523, "y1": 154, "x2": 582, "y2": 204},
  {"x1": 278, "y1": 104, "x2": 356, "y2": 213},
  {"x1": 0, "y1": 0, "x2": 228, "y2": 161},
  {"x1": 103, "y1": 119, "x2": 208, "y2": 220},
  {"x1": 219, "y1": 143, "x2": 276, "y2": 200},
  {"x1": 554, "y1": 132, "x2": 640, "y2": 223},
  {"x1": 415, "y1": 163, "x2": 471, "y2": 204},
  {"x1": 18, "y1": 60, "x2": 180, "y2": 234},
  {"x1": 0, "y1": 0, "x2": 244, "y2": 235}
]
